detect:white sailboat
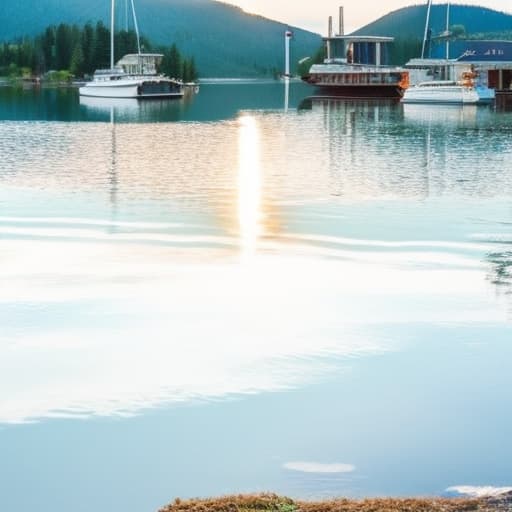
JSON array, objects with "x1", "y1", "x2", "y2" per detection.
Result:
[
  {"x1": 402, "y1": 0, "x2": 491, "y2": 104},
  {"x1": 79, "y1": 0, "x2": 184, "y2": 99},
  {"x1": 401, "y1": 79, "x2": 480, "y2": 104}
]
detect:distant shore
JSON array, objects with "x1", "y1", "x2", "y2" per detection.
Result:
[{"x1": 158, "y1": 492, "x2": 512, "y2": 512}]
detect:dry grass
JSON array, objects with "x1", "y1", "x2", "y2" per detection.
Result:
[
  {"x1": 159, "y1": 494, "x2": 293, "y2": 512},
  {"x1": 157, "y1": 493, "x2": 494, "y2": 512}
]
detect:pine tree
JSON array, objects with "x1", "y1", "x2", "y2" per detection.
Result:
[
  {"x1": 42, "y1": 26, "x2": 56, "y2": 70},
  {"x1": 166, "y1": 43, "x2": 182, "y2": 79},
  {"x1": 82, "y1": 23, "x2": 94, "y2": 74},
  {"x1": 187, "y1": 56, "x2": 198, "y2": 81},
  {"x1": 55, "y1": 24, "x2": 72, "y2": 70},
  {"x1": 93, "y1": 21, "x2": 111, "y2": 69},
  {"x1": 69, "y1": 43, "x2": 85, "y2": 76}
]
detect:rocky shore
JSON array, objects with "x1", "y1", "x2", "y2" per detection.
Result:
[{"x1": 159, "y1": 492, "x2": 512, "y2": 512}]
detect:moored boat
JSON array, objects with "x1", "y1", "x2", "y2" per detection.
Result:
[
  {"x1": 79, "y1": 1, "x2": 183, "y2": 100},
  {"x1": 401, "y1": 79, "x2": 480, "y2": 104},
  {"x1": 404, "y1": 0, "x2": 494, "y2": 103},
  {"x1": 303, "y1": 62, "x2": 410, "y2": 98},
  {"x1": 79, "y1": 55, "x2": 183, "y2": 99},
  {"x1": 302, "y1": 9, "x2": 409, "y2": 98}
]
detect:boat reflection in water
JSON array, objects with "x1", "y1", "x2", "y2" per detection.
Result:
[
  {"x1": 79, "y1": 94, "x2": 189, "y2": 122},
  {"x1": 79, "y1": 95, "x2": 140, "y2": 112},
  {"x1": 298, "y1": 95, "x2": 402, "y2": 128},
  {"x1": 295, "y1": 95, "x2": 512, "y2": 203},
  {"x1": 298, "y1": 93, "x2": 498, "y2": 127},
  {"x1": 401, "y1": 102, "x2": 490, "y2": 127}
]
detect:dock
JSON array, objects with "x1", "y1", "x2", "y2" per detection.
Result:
[{"x1": 495, "y1": 89, "x2": 512, "y2": 110}]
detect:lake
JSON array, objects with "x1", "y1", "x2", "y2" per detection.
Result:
[{"x1": 1, "y1": 81, "x2": 512, "y2": 511}]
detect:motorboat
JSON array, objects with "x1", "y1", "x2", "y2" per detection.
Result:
[{"x1": 401, "y1": 80, "x2": 480, "y2": 104}]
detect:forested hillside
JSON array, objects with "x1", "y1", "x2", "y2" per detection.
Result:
[
  {"x1": 0, "y1": 0, "x2": 321, "y2": 77},
  {"x1": 354, "y1": 4, "x2": 512, "y2": 39},
  {"x1": 353, "y1": 4, "x2": 512, "y2": 65}
]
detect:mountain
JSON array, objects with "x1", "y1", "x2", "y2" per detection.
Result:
[
  {"x1": 353, "y1": 3, "x2": 512, "y2": 40},
  {"x1": 0, "y1": 0, "x2": 321, "y2": 77}
]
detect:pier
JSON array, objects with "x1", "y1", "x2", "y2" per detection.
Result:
[{"x1": 495, "y1": 90, "x2": 512, "y2": 110}]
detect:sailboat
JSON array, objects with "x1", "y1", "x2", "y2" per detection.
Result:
[
  {"x1": 79, "y1": 0, "x2": 184, "y2": 99},
  {"x1": 402, "y1": 1, "x2": 491, "y2": 104}
]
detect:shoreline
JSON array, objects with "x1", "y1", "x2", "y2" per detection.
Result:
[{"x1": 158, "y1": 492, "x2": 512, "y2": 512}]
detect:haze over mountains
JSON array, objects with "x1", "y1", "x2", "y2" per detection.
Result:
[{"x1": 0, "y1": 0, "x2": 321, "y2": 77}]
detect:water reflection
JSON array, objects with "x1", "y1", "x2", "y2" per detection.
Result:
[
  {"x1": 488, "y1": 250, "x2": 512, "y2": 293},
  {"x1": 238, "y1": 115, "x2": 263, "y2": 257},
  {"x1": 109, "y1": 107, "x2": 118, "y2": 207},
  {"x1": 79, "y1": 94, "x2": 190, "y2": 123},
  {"x1": 0, "y1": 81, "x2": 312, "y2": 123},
  {"x1": 1, "y1": 87, "x2": 512, "y2": 504},
  {"x1": 284, "y1": 78, "x2": 290, "y2": 113},
  {"x1": 402, "y1": 103, "x2": 481, "y2": 126}
]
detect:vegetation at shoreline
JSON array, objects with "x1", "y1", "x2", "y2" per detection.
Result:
[
  {"x1": 158, "y1": 493, "x2": 512, "y2": 512},
  {"x1": 0, "y1": 22, "x2": 198, "y2": 81}
]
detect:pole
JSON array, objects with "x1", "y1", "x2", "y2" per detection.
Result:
[
  {"x1": 284, "y1": 31, "x2": 292, "y2": 77},
  {"x1": 339, "y1": 6, "x2": 344, "y2": 36}
]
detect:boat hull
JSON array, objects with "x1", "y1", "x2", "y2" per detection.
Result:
[
  {"x1": 302, "y1": 83, "x2": 404, "y2": 98},
  {"x1": 401, "y1": 85, "x2": 480, "y2": 104},
  {"x1": 79, "y1": 78, "x2": 184, "y2": 99},
  {"x1": 302, "y1": 67, "x2": 409, "y2": 99}
]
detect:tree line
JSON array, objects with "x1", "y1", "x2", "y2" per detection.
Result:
[{"x1": 0, "y1": 22, "x2": 198, "y2": 81}]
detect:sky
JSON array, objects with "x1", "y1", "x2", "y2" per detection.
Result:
[{"x1": 225, "y1": 0, "x2": 512, "y2": 34}]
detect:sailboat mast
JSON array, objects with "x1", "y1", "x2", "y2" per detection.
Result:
[
  {"x1": 111, "y1": 0, "x2": 115, "y2": 69},
  {"x1": 130, "y1": 0, "x2": 142, "y2": 55},
  {"x1": 421, "y1": 0, "x2": 432, "y2": 59},
  {"x1": 445, "y1": 1, "x2": 450, "y2": 60}
]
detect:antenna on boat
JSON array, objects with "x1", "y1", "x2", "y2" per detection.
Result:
[{"x1": 421, "y1": 0, "x2": 432, "y2": 58}]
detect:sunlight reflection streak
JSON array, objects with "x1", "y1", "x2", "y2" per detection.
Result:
[{"x1": 238, "y1": 115, "x2": 262, "y2": 258}]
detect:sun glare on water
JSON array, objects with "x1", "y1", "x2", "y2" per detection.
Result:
[{"x1": 238, "y1": 115, "x2": 263, "y2": 258}]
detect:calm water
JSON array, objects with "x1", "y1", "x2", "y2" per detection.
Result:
[{"x1": 1, "y1": 81, "x2": 512, "y2": 511}]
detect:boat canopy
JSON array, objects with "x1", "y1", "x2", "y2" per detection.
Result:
[
  {"x1": 323, "y1": 35, "x2": 394, "y2": 67},
  {"x1": 116, "y1": 53, "x2": 164, "y2": 75}
]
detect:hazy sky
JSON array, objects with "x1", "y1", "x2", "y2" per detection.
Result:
[{"x1": 225, "y1": 0, "x2": 512, "y2": 34}]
